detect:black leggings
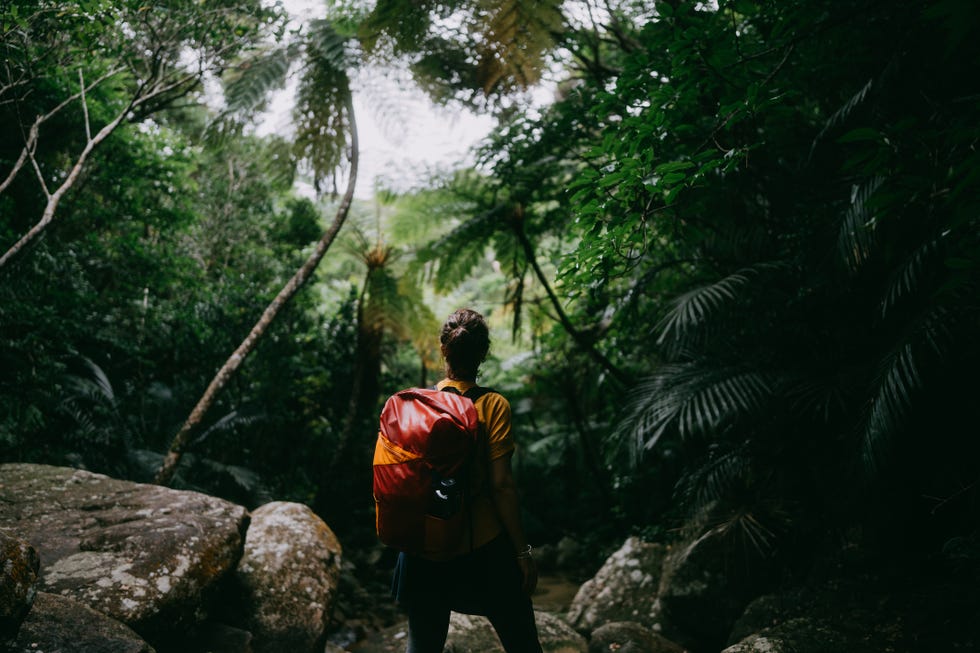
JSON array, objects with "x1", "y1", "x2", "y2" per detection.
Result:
[
  {"x1": 406, "y1": 592, "x2": 541, "y2": 653},
  {"x1": 393, "y1": 536, "x2": 542, "y2": 653}
]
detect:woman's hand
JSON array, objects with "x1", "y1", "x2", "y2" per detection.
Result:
[{"x1": 518, "y1": 554, "x2": 538, "y2": 596}]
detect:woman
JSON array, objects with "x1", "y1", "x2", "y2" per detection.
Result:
[{"x1": 391, "y1": 308, "x2": 542, "y2": 653}]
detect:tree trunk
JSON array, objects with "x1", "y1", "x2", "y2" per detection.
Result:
[
  {"x1": 153, "y1": 95, "x2": 359, "y2": 486},
  {"x1": 511, "y1": 209, "x2": 631, "y2": 386}
]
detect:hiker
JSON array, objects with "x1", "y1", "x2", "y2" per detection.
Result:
[{"x1": 390, "y1": 308, "x2": 543, "y2": 653}]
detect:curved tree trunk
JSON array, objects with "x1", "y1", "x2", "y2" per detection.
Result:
[{"x1": 153, "y1": 95, "x2": 359, "y2": 486}]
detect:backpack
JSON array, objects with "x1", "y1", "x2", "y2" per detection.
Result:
[{"x1": 373, "y1": 385, "x2": 494, "y2": 556}]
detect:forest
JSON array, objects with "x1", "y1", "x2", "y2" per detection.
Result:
[{"x1": 1, "y1": 0, "x2": 979, "y2": 651}]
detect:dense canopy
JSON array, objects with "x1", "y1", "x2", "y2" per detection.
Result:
[{"x1": 2, "y1": 0, "x2": 978, "y2": 648}]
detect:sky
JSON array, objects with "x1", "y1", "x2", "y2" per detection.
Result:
[{"x1": 257, "y1": 0, "x2": 495, "y2": 200}]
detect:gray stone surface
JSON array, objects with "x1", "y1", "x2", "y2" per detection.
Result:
[
  {"x1": 0, "y1": 532, "x2": 39, "y2": 641},
  {"x1": 566, "y1": 537, "x2": 665, "y2": 633},
  {"x1": 0, "y1": 463, "x2": 248, "y2": 637},
  {"x1": 236, "y1": 501, "x2": 343, "y2": 653},
  {"x1": 10, "y1": 591, "x2": 155, "y2": 653},
  {"x1": 721, "y1": 616, "x2": 873, "y2": 653},
  {"x1": 588, "y1": 621, "x2": 688, "y2": 653},
  {"x1": 445, "y1": 611, "x2": 586, "y2": 653}
]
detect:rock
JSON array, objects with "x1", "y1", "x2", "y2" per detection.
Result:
[
  {"x1": 555, "y1": 536, "x2": 588, "y2": 569},
  {"x1": 10, "y1": 591, "x2": 155, "y2": 652},
  {"x1": 566, "y1": 537, "x2": 665, "y2": 634},
  {"x1": 195, "y1": 622, "x2": 254, "y2": 653},
  {"x1": 0, "y1": 533, "x2": 40, "y2": 641},
  {"x1": 720, "y1": 616, "x2": 875, "y2": 653},
  {"x1": 358, "y1": 611, "x2": 586, "y2": 653},
  {"x1": 656, "y1": 522, "x2": 774, "y2": 650},
  {"x1": 0, "y1": 463, "x2": 248, "y2": 641},
  {"x1": 588, "y1": 621, "x2": 688, "y2": 653},
  {"x1": 726, "y1": 593, "x2": 787, "y2": 645},
  {"x1": 445, "y1": 611, "x2": 587, "y2": 653},
  {"x1": 235, "y1": 501, "x2": 343, "y2": 653}
]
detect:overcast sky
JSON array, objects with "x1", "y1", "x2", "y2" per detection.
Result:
[{"x1": 258, "y1": 0, "x2": 494, "y2": 199}]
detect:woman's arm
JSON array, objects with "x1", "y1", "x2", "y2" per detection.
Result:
[{"x1": 490, "y1": 454, "x2": 538, "y2": 595}]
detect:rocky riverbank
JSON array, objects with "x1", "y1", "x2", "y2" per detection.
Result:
[{"x1": 0, "y1": 463, "x2": 947, "y2": 652}]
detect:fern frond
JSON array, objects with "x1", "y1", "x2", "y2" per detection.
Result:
[
  {"x1": 293, "y1": 21, "x2": 356, "y2": 192},
  {"x1": 222, "y1": 45, "x2": 293, "y2": 117},
  {"x1": 837, "y1": 176, "x2": 883, "y2": 272},
  {"x1": 415, "y1": 205, "x2": 505, "y2": 290},
  {"x1": 476, "y1": 0, "x2": 564, "y2": 94}
]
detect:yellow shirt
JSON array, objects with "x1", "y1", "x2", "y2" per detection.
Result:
[{"x1": 434, "y1": 378, "x2": 515, "y2": 557}]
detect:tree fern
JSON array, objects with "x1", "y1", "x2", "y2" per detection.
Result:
[
  {"x1": 414, "y1": 205, "x2": 506, "y2": 290},
  {"x1": 221, "y1": 45, "x2": 294, "y2": 119},
  {"x1": 294, "y1": 20, "x2": 357, "y2": 192},
  {"x1": 476, "y1": 0, "x2": 564, "y2": 94}
]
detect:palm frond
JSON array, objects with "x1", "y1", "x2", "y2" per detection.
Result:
[
  {"x1": 785, "y1": 374, "x2": 851, "y2": 423},
  {"x1": 860, "y1": 304, "x2": 959, "y2": 471},
  {"x1": 862, "y1": 341, "x2": 920, "y2": 471},
  {"x1": 837, "y1": 176, "x2": 883, "y2": 272},
  {"x1": 188, "y1": 408, "x2": 266, "y2": 450},
  {"x1": 656, "y1": 267, "x2": 756, "y2": 349},
  {"x1": 80, "y1": 356, "x2": 115, "y2": 403},
  {"x1": 810, "y1": 77, "x2": 873, "y2": 154},
  {"x1": 675, "y1": 444, "x2": 752, "y2": 510},
  {"x1": 623, "y1": 363, "x2": 772, "y2": 457},
  {"x1": 881, "y1": 235, "x2": 945, "y2": 318}
]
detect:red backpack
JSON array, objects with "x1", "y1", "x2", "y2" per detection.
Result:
[{"x1": 373, "y1": 386, "x2": 492, "y2": 556}]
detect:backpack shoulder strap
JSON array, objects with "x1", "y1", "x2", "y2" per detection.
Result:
[
  {"x1": 463, "y1": 386, "x2": 497, "y2": 402},
  {"x1": 436, "y1": 384, "x2": 498, "y2": 402}
]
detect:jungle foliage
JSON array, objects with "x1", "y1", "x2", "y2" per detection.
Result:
[{"x1": 2, "y1": 0, "x2": 979, "y2": 626}]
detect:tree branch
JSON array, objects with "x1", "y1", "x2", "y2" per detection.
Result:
[{"x1": 153, "y1": 92, "x2": 360, "y2": 486}]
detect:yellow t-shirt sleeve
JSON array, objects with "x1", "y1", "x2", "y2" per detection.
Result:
[{"x1": 479, "y1": 392, "x2": 515, "y2": 461}]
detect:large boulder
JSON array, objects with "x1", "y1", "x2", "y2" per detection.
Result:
[
  {"x1": 234, "y1": 501, "x2": 343, "y2": 653},
  {"x1": 10, "y1": 591, "x2": 155, "y2": 653},
  {"x1": 446, "y1": 611, "x2": 586, "y2": 653},
  {"x1": 0, "y1": 463, "x2": 248, "y2": 641},
  {"x1": 588, "y1": 621, "x2": 688, "y2": 653},
  {"x1": 656, "y1": 523, "x2": 774, "y2": 650},
  {"x1": 0, "y1": 533, "x2": 40, "y2": 642},
  {"x1": 359, "y1": 612, "x2": 586, "y2": 653},
  {"x1": 721, "y1": 617, "x2": 875, "y2": 653},
  {"x1": 566, "y1": 537, "x2": 665, "y2": 634}
]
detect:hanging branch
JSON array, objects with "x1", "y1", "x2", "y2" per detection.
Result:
[
  {"x1": 0, "y1": 35, "x2": 248, "y2": 271},
  {"x1": 511, "y1": 204, "x2": 632, "y2": 386},
  {"x1": 153, "y1": 94, "x2": 360, "y2": 486}
]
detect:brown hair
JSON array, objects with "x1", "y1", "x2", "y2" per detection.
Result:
[{"x1": 440, "y1": 308, "x2": 490, "y2": 381}]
